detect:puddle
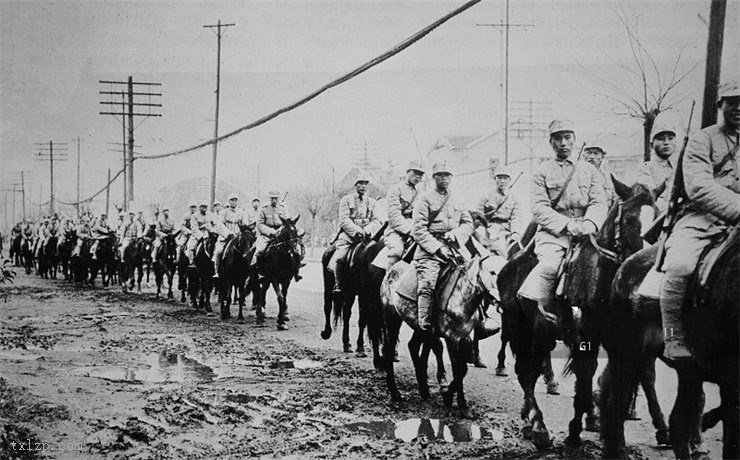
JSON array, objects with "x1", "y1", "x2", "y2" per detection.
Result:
[
  {"x1": 269, "y1": 359, "x2": 324, "y2": 370},
  {"x1": 343, "y1": 418, "x2": 504, "y2": 443},
  {"x1": 76, "y1": 352, "x2": 218, "y2": 383}
]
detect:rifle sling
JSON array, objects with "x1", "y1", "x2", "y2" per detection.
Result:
[
  {"x1": 550, "y1": 161, "x2": 578, "y2": 209},
  {"x1": 713, "y1": 134, "x2": 739, "y2": 175},
  {"x1": 428, "y1": 192, "x2": 451, "y2": 228},
  {"x1": 484, "y1": 194, "x2": 510, "y2": 222}
]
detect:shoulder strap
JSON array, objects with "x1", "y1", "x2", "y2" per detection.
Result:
[
  {"x1": 405, "y1": 188, "x2": 419, "y2": 211},
  {"x1": 484, "y1": 193, "x2": 510, "y2": 220},
  {"x1": 428, "y1": 192, "x2": 451, "y2": 225},
  {"x1": 713, "y1": 133, "x2": 739, "y2": 175},
  {"x1": 551, "y1": 162, "x2": 578, "y2": 208}
]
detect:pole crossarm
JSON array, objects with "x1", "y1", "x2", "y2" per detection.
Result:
[
  {"x1": 99, "y1": 80, "x2": 161, "y2": 86},
  {"x1": 99, "y1": 91, "x2": 162, "y2": 96}
]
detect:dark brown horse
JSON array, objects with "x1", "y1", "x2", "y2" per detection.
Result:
[
  {"x1": 153, "y1": 233, "x2": 178, "y2": 300},
  {"x1": 120, "y1": 237, "x2": 145, "y2": 292},
  {"x1": 188, "y1": 233, "x2": 216, "y2": 310},
  {"x1": 217, "y1": 224, "x2": 256, "y2": 321},
  {"x1": 250, "y1": 216, "x2": 301, "y2": 329},
  {"x1": 90, "y1": 235, "x2": 117, "y2": 287},
  {"x1": 600, "y1": 227, "x2": 738, "y2": 459},
  {"x1": 497, "y1": 179, "x2": 659, "y2": 449},
  {"x1": 37, "y1": 235, "x2": 58, "y2": 279}
]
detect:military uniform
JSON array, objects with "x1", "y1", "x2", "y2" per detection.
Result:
[
  {"x1": 186, "y1": 211, "x2": 213, "y2": 264},
  {"x1": 72, "y1": 221, "x2": 93, "y2": 257},
  {"x1": 329, "y1": 191, "x2": 382, "y2": 289},
  {"x1": 476, "y1": 187, "x2": 525, "y2": 255},
  {"x1": 635, "y1": 156, "x2": 674, "y2": 212},
  {"x1": 596, "y1": 165, "x2": 618, "y2": 209},
  {"x1": 151, "y1": 213, "x2": 176, "y2": 260},
  {"x1": 660, "y1": 80, "x2": 740, "y2": 359},
  {"x1": 212, "y1": 205, "x2": 243, "y2": 272},
  {"x1": 251, "y1": 201, "x2": 290, "y2": 265},
  {"x1": 117, "y1": 216, "x2": 143, "y2": 258},
  {"x1": 518, "y1": 124, "x2": 608, "y2": 303},
  {"x1": 90, "y1": 217, "x2": 112, "y2": 259},
  {"x1": 383, "y1": 179, "x2": 419, "y2": 267}
]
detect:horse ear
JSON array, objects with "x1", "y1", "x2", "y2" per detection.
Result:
[
  {"x1": 279, "y1": 215, "x2": 289, "y2": 225},
  {"x1": 292, "y1": 215, "x2": 300, "y2": 225},
  {"x1": 612, "y1": 174, "x2": 632, "y2": 201},
  {"x1": 652, "y1": 180, "x2": 667, "y2": 200}
]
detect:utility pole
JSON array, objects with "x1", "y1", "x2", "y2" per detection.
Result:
[
  {"x1": 75, "y1": 137, "x2": 81, "y2": 216},
  {"x1": 100, "y1": 78, "x2": 162, "y2": 208},
  {"x1": 477, "y1": 0, "x2": 534, "y2": 165},
  {"x1": 20, "y1": 171, "x2": 26, "y2": 222},
  {"x1": 105, "y1": 168, "x2": 111, "y2": 217},
  {"x1": 203, "y1": 20, "x2": 236, "y2": 208},
  {"x1": 34, "y1": 141, "x2": 68, "y2": 216},
  {"x1": 701, "y1": 0, "x2": 726, "y2": 129}
]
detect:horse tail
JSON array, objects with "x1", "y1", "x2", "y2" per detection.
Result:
[{"x1": 361, "y1": 243, "x2": 385, "y2": 346}]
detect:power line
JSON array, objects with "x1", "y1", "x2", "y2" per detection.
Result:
[{"x1": 136, "y1": 0, "x2": 483, "y2": 161}]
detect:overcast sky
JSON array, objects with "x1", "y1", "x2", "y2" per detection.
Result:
[{"x1": 1, "y1": 0, "x2": 738, "y2": 212}]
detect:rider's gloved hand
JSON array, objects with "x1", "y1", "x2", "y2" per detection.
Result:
[
  {"x1": 581, "y1": 221, "x2": 598, "y2": 235},
  {"x1": 566, "y1": 220, "x2": 583, "y2": 237},
  {"x1": 436, "y1": 246, "x2": 454, "y2": 260}
]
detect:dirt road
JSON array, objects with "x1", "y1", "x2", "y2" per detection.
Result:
[{"x1": 0, "y1": 262, "x2": 723, "y2": 459}]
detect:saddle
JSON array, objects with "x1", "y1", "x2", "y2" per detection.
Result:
[
  {"x1": 395, "y1": 260, "x2": 466, "y2": 317},
  {"x1": 695, "y1": 225, "x2": 738, "y2": 290}
]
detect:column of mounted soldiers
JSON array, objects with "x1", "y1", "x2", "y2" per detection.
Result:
[{"x1": 6, "y1": 77, "x2": 737, "y2": 364}]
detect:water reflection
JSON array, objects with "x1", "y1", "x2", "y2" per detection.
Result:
[{"x1": 343, "y1": 418, "x2": 504, "y2": 443}]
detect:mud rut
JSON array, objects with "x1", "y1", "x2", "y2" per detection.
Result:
[{"x1": 0, "y1": 270, "x2": 722, "y2": 459}]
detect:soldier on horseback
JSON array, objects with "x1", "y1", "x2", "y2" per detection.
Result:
[
  {"x1": 251, "y1": 191, "x2": 287, "y2": 268},
  {"x1": 90, "y1": 213, "x2": 113, "y2": 260},
  {"x1": 176, "y1": 203, "x2": 197, "y2": 263},
  {"x1": 72, "y1": 215, "x2": 93, "y2": 257},
  {"x1": 245, "y1": 197, "x2": 261, "y2": 225},
  {"x1": 582, "y1": 141, "x2": 618, "y2": 208},
  {"x1": 382, "y1": 161, "x2": 425, "y2": 268},
  {"x1": 33, "y1": 217, "x2": 49, "y2": 258},
  {"x1": 186, "y1": 203, "x2": 215, "y2": 268},
  {"x1": 635, "y1": 119, "x2": 677, "y2": 212},
  {"x1": 329, "y1": 174, "x2": 383, "y2": 295},
  {"x1": 660, "y1": 79, "x2": 740, "y2": 361},
  {"x1": 476, "y1": 165, "x2": 525, "y2": 256},
  {"x1": 117, "y1": 211, "x2": 143, "y2": 259},
  {"x1": 412, "y1": 161, "x2": 474, "y2": 331},
  {"x1": 151, "y1": 207, "x2": 175, "y2": 263},
  {"x1": 517, "y1": 119, "x2": 607, "y2": 326},
  {"x1": 212, "y1": 195, "x2": 242, "y2": 277}
]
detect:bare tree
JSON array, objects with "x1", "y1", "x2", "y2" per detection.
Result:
[
  {"x1": 576, "y1": 2, "x2": 699, "y2": 161},
  {"x1": 294, "y1": 180, "x2": 332, "y2": 239}
]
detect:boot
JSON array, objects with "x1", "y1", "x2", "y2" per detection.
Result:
[
  {"x1": 469, "y1": 340, "x2": 486, "y2": 368},
  {"x1": 212, "y1": 256, "x2": 221, "y2": 279},
  {"x1": 417, "y1": 294, "x2": 432, "y2": 331},
  {"x1": 660, "y1": 279, "x2": 693, "y2": 361}
]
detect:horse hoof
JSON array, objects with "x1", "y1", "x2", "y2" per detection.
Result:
[
  {"x1": 531, "y1": 428, "x2": 551, "y2": 449},
  {"x1": 237, "y1": 317, "x2": 245, "y2": 324},
  {"x1": 419, "y1": 388, "x2": 430, "y2": 400},
  {"x1": 459, "y1": 408, "x2": 473, "y2": 419},
  {"x1": 343, "y1": 344, "x2": 353, "y2": 353},
  {"x1": 585, "y1": 416, "x2": 600, "y2": 432},
  {"x1": 437, "y1": 377, "x2": 449, "y2": 388},
  {"x1": 320, "y1": 330, "x2": 331, "y2": 340},
  {"x1": 356, "y1": 350, "x2": 368, "y2": 358},
  {"x1": 565, "y1": 434, "x2": 582, "y2": 449},
  {"x1": 495, "y1": 367, "x2": 508, "y2": 377},
  {"x1": 390, "y1": 393, "x2": 403, "y2": 404},
  {"x1": 441, "y1": 388, "x2": 453, "y2": 409},
  {"x1": 656, "y1": 429, "x2": 670, "y2": 446},
  {"x1": 277, "y1": 324, "x2": 288, "y2": 331},
  {"x1": 521, "y1": 422, "x2": 533, "y2": 440},
  {"x1": 546, "y1": 382, "x2": 560, "y2": 395}
]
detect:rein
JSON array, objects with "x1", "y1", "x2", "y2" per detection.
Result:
[{"x1": 586, "y1": 201, "x2": 622, "y2": 264}]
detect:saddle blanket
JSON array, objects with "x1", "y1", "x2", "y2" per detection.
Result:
[{"x1": 395, "y1": 261, "x2": 465, "y2": 315}]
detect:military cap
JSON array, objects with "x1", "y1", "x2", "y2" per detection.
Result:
[
  {"x1": 548, "y1": 119, "x2": 575, "y2": 136},
  {"x1": 431, "y1": 162, "x2": 452, "y2": 176},
  {"x1": 251, "y1": 196, "x2": 260, "y2": 202},
  {"x1": 493, "y1": 165, "x2": 512, "y2": 178},
  {"x1": 268, "y1": 190, "x2": 280, "y2": 198},
  {"x1": 228, "y1": 193, "x2": 239, "y2": 201},
  {"x1": 161, "y1": 206, "x2": 169, "y2": 212},
  {"x1": 584, "y1": 141, "x2": 606, "y2": 155},
  {"x1": 650, "y1": 119, "x2": 677, "y2": 141},
  {"x1": 406, "y1": 160, "x2": 425, "y2": 174},
  {"x1": 199, "y1": 202, "x2": 208, "y2": 207},
  {"x1": 354, "y1": 171, "x2": 371, "y2": 184},
  {"x1": 128, "y1": 210, "x2": 136, "y2": 215},
  {"x1": 100, "y1": 212, "x2": 107, "y2": 218},
  {"x1": 188, "y1": 202, "x2": 197, "y2": 208},
  {"x1": 213, "y1": 201, "x2": 221, "y2": 206},
  {"x1": 718, "y1": 78, "x2": 740, "y2": 102}
]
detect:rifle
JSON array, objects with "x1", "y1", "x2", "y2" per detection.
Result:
[
  {"x1": 654, "y1": 100, "x2": 696, "y2": 273},
  {"x1": 554, "y1": 142, "x2": 586, "y2": 298}
]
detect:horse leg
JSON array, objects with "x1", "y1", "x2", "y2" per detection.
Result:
[
  {"x1": 495, "y1": 337, "x2": 509, "y2": 376},
  {"x1": 431, "y1": 338, "x2": 448, "y2": 387},
  {"x1": 670, "y1": 366, "x2": 706, "y2": 460},
  {"x1": 443, "y1": 338, "x2": 470, "y2": 417},
  {"x1": 275, "y1": 280, "x2": 288, "y2": 330},
  {"x1": 640, "y1": 356, "x2": 669, "y2": 445},
  {"x1": 408, "y1": 331, "x2": 429, "y2": 400},
  {"x1": 356, "y1": 295, "x2": 368, "y2": 358},
  {"x1": 721, "y1": 384, "x2": 739, "y2": 460},
  {"x1": 167, "y1": 271, "x2": 174, "y2": 299},
  {"x1": 565, "y1": 344, "x2": 599, "y2": 449},
  {"x1": 320, "y1": 281, "x2": 334, "y2": 340},
  {"x1": 542, "y1": 353, "x2": 559, "y2": 394},
  {"x1": 383, "y1": 310, "x2": 403, "y2": 402},
  {"x1": 600, "y1": 357, "x2": 641, "y2": 459},
  {"x1": 341, "y1": 294, "x2": 352, "y2": 352}
]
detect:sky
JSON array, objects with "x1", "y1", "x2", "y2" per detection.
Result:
[{"x1": 1, "y1": 0, "x2": 738, "y2": 216}]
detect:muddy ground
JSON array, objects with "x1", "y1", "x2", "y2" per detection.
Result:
[{"x1": 0, "y1": 263, "x2": 724, "y2": 459}]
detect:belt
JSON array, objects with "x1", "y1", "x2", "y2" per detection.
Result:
[
  {"x1": 489, "y1": 217, "x2": 509, "y2": 224},
  {"x1": 557, "y1": 208, "x2": 585, "y2": 219}
]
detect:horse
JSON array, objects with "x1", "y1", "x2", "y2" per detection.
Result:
[
  {"x1": 176, "y1": 241, "x2": 189, "y2": 303},
  {"x1": 89, "y1": 235, "x2": 116, "y2": 287},
  {"x1": 153, "y1": 233, "x2": 178, "y2": 300},
  {"x1": 320, "y1": 240, "x2": 373, "y2": 355},
  {"x1": 37, "y1": 235, "x2": 58, "y2": 279},
  {"x1": 70, "y1": 237, "x2": 93, "y2": 283},
  {"x1": 141, "y1": 224, "x2": 156, "y2": 287},
  {"x1": 10, "y1": 233, "x2": 22, "y2": 267},
  {"x1": 57, "y1": 231, "x2": 76, "y2": 280},
  {"x1": 600, "y1": 227, "x2": 738, "y2": 459},
  {"x1": 380, "y1": 254, "x2": 500, "y2": 415},
  {"x1": 358, "y1": 239, "x2": 449, "y2": 387},
  {"x1": 250, "y1": 216, "x2": 301, "y2": 330},
  {"x1": 188, "y1": 233, "x2": 216, "y2": 311},
  {"x1": 120, "y1": 237, "x2": 145, "y2": 292},
  {"x1": 21, "y1": 237, "x2": 34, "y2": 275},
  {"x1": 497, "y1": 179, "x2": 660, "y2": 450},
  {"x1": 217, "y1": 224, "x2": 256, "y2": 321}
]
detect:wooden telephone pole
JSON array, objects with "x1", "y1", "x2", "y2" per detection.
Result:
[
  {"x1": 701, "y1": 0, "x2": 727, "y2": 129},
  {"x1": 203, "y1": 20, "x2": 236, "y2": 209},
  {"x1": 34, "y1": 141, "x2": 68, "y2": 216}
]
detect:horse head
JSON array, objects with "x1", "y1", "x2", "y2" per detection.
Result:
[
  {"x1": 609, "y1": 176, "x2": 660, "y2": 259},
  {"x1": 275, "y1": 215, "x2": 301, "y2": 244}
]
